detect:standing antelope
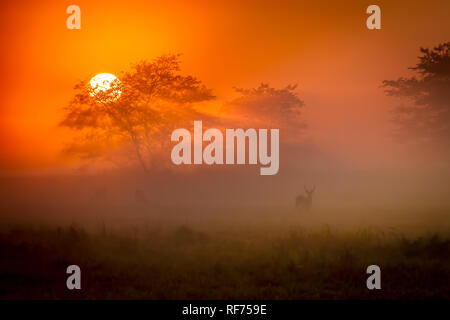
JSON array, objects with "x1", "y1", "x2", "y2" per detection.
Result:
[{"x1": 296, "y1": 186, "x2": 315, "y2": 211}]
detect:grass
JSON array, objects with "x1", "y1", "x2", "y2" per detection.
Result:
[{"x1": 0, "y1": 221, "x2": 449, "y2": 299}]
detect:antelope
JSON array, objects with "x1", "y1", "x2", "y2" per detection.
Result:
[{"x1": 296, "y1": 186, "x2": 315, "y2": 211}]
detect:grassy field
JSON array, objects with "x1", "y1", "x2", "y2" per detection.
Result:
[{"x1": 0, "y1": 216, "x2": 449, "y2": 299}]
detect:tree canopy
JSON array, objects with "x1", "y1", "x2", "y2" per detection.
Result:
[
  {"x1": 61, "y1": 54, "x2": 215, "y2": 172},
  {"x1": 61, "y1": 54, "x2": 306, "y2": 173},
  {"x1": 382, "y1": 42, "x2": 450, "y2": 148},
  {"x1": 229, "y1": 84, "x2": 304, "y2": 127}
]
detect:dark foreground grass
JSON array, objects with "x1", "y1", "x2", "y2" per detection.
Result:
[{"x1": 0, "y1": 224, "x2": 449, "y2": 299}]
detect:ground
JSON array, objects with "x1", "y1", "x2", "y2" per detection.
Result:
[{"x1": 0, "y1": 213, "x2": 448, "y2": 299}]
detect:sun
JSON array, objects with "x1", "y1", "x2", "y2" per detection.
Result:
[{"x1": 89, "y1": 73, "x2": 122, "y2": 102}]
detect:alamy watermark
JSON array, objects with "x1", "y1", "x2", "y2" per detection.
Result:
[{"x1": 171, "y1": 121, "x2": 279, "y2": 176}]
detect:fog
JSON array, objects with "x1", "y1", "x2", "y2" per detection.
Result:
[{"x1": 1, "y1": 140, "x2": 449, "y2": 236}]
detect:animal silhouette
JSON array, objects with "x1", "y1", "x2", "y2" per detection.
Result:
[{"x1": 295, "y1": 186, "x2": 315, "y2": 211}]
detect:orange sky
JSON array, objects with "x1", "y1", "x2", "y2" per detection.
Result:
[{"x1": 0, "y1": 0, "x2": 449, "y2": 172}]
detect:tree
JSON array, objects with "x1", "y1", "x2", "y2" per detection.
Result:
[
  {"x1": 382, "y1": 42, "x2": 450, "y2": 149},
  {"x1": 61, "y1": 54, "x2": 215, "y2": 173},
  {"x1": 223, "y1": 83, "x2": 305, "y2": 142}
]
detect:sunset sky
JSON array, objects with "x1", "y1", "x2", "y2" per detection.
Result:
[{"x1": 1, "y1": 0, "x2": 449, "y2": 172}]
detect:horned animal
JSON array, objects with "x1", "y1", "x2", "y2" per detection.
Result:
[{"x1": 295, "y1": 186, "x2": 315, "y2": 211}]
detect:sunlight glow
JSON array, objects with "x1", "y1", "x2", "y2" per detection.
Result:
[{"x1": 89, "y1": 73, "x2": 121, "y2": 102}]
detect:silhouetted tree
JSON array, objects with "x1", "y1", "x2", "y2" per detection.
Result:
[
  {"x1": 382, "y1": 42, "x2": 450, "y2": 148},
  {"x1": 224, "y1": 83, "x2": 306, "y2": 141},
  {"x1": 61, "y1": 54, "x2": 214, "y2": 173}
]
